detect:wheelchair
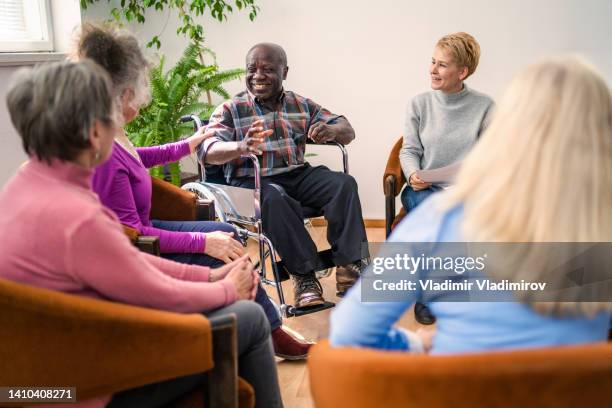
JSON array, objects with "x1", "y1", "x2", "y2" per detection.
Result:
[{"x1": 180, "y1": 115, "x2": 349, "y2": 318}]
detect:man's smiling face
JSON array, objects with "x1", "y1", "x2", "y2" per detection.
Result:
[{"x1": 245, "y1": 45, "x2": 288, "y2": 105}]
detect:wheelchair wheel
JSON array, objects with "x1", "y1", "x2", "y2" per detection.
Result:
[{"x1": 182, "y1": 182, "x2": 227, "y2": 222}]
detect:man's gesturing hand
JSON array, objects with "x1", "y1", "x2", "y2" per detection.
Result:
[
  {"x1": 239, "y1": 119, "x2": 273, "y2": 155},
  {"x1": 308, "y1": 122, "x2": 336, "y2": 143}
]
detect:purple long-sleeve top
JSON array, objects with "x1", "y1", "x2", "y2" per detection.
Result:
[{"x1": 92, "y1": 140, "x2": 206, "y2": 253}]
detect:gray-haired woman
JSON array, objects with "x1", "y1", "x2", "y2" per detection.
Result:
[{"x1": 0, "y1": 60, "x2": 282, "y2": 408}]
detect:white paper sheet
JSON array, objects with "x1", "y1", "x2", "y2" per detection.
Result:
[{"x1": 415, "y1": 162, "x2": 462, "y2": 184}]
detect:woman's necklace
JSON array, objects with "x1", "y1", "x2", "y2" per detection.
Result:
[{"x1": 115, "y1": 130, "x2": 142, "y2": 164}]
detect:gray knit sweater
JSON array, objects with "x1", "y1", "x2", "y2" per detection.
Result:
[{"x1": 399, "y1": 85, "x2": 494, "y2": 185}]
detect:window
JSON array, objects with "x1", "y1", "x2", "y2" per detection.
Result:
[{"x1": 0, "y1": 0, "x2": 53, "y2": 52}]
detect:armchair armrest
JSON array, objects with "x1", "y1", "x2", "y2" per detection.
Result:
[
  {"x1": 309, "y1": 340, "x2": 612, "y2": 408},
  {"x1": 150, "y1": 176, "x2": 214, "y2": 221},
  {"x1": 0, "y1": 278, "x2": 215, "y2": 401},
  {"x1": 383, "y1": 137, "x2": 407, "y2": 236},
  {"x1": 122, "y1": 225, "x2": 160, "y2": 256},
  {"x1": 383, "y1": 137, "x2": 406, "y2": 197}
]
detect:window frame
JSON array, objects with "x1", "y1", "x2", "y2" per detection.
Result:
[{"x1": 0, "y1": 0, "x2": 54, "y2": 53}]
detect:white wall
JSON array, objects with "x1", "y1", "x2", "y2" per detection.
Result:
[
  {"x1": 84, "y1": 1, "x2": 612, "y2": 217},
  {"x1": 0, "y1": 66, "x2": 29, "y2": 184},
  {"x1": 0, "y1": 0, "x2": 81, "y2": 188}
]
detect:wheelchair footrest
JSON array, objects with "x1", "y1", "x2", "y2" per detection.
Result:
[{"x1": 285, "y1": 301, "x2": 335, "y2": 317}]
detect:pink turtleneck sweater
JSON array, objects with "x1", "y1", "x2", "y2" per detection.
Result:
[{"x1": 0, "y1": 159, "x2": 237, "y2": 407}]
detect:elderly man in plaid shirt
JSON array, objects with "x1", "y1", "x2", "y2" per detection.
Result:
[{"x1": 199, "y1": 43, "x2": 368, "y2": 308}]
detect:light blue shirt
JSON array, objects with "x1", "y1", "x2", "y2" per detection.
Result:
[{"x1": 330, "y1": 195, "x2": 610, "y2": 353}]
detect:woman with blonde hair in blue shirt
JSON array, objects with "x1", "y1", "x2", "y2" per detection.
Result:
[{"x1": 331, "y1": 56, "x2": 612, "y2": 353}]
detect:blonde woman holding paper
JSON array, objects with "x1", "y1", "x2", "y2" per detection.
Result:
[
  {"x1": 332, "y1": 56, "x2": 612, "y2": 354},
  {"x1": 399, "y1": 32, "x2": 493, "y2": 324},
  {"x1": 400, "y1": 32, "x2": 494, "y2": 212}
]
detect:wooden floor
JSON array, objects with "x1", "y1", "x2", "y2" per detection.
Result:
[{"x1": 247, "y1": 225, "x2": 431, "y2": 408}]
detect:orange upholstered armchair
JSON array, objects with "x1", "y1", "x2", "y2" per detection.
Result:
[
  {"x1": 308, "y1": 340, "x2": 612, "y2": 408},
  {"x1": 0, "y1": 277, "x2": 254, "y2": 408},
  {"x1": 383, "y1": 137, "x2": 407, "y2": 237},
  {"x1": 124, "y1": 176, "x2": 215, "y2": 255}
]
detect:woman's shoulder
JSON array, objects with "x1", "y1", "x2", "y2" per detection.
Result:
[
  {"x1": 94, "y1": 143, "x2": 141, "y2": 179},
  {"x1": 410, "y1": 91, "x2": 436, "y2": 105},
  {"x1": 465, "y1": 86, "x2": 494, "y2": 106},
  {"x1": 406, "y1": 91, "x2": 436, "y2": 116}
]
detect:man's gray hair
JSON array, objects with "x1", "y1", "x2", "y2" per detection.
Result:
[
  {"x1": 246, "y1": 43, "x2": 288, "y2": 67},
  {"x1": 6, "y1": 60, "x2": 115, "y2": 163}
]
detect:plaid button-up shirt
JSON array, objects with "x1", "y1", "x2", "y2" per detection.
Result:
[{"x1": 201, "y1": 90, "x2": 341, "y2": 181}]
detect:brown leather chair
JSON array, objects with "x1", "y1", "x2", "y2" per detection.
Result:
[
  {"x1": 383, "y1": 137, "x2": 407, "y2": 237},
  {"x1": 0, "y1": 277, "x2": 254, "y2": 408},
  {"x1": 124, "y1": 176, "x2": 215, "y2": 255},
  {"x1": 308, "y1": 339, "x2": 612, "y2": 408}
]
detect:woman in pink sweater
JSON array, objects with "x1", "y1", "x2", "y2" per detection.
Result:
[{"x1": 0, "y1": 61, "x2": 282, "y2": 407}]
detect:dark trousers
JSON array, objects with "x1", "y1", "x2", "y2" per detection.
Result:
[
  {"x1": 108, "y1": 301, "x2": 282, "y2": 408},
  {"x1": 152, "y1": 219, "x2": 282, "y2": 330},
  {"x1": 230, "y1": 164, "x2": 368, "y2": 276}
]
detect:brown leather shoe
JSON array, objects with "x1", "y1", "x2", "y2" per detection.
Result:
[
  {"x1": 292, "y1": 273, "x2": 325, "y2": 308},
  {"x1": 336, "y1": 262, "x2": 364, "y2": 296},
  {"x1": 272, "y1": 326, "x2": 315, "y2": 360}
]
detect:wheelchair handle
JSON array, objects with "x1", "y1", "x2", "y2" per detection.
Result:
[
  {"x1": 180, "y1": 114, "x2": 208, "y2": 129},
  {"x1": 239, "y1": 153, "x2": 262, "y2": 220},
  {"x1": 180, "y1": 114, "x2": 209, "y2": 182}
]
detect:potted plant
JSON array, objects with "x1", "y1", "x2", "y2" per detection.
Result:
[{"x1": 125, "y1": 43, "x2": 243, "y2": 185}]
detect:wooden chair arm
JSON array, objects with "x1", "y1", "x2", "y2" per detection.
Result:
[
  {"x1": 383, "y1": 137, "x2": 406, "y2": 197},
  {"x1": 204, "y1": 314, "x2": 238, "y2": 407},
  {"x1": 0, "y1": 278, "x2": 214, "y2": 401},
  {"x1": 122, "y1": 225, "x2": 161, "y2": 256}
]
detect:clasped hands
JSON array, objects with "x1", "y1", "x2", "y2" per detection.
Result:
[{"x1": 209, "y1": 254, "x2": 260, "y2": 301}]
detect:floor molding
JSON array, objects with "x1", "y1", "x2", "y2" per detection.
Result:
[{"x1": 310, "y1": 218, "x2": 384, "y2": 228}]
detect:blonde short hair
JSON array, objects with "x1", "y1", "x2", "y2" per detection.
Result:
[
  {"x1": 445, "y1": 56, "x2": 612, "y2": 316},
  {"x1": 436, "y1": 32, "x2": 481, "y2": 79}
]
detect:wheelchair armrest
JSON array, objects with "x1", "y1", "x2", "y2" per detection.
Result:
[{"x1": 306, "y1": 139, "x2": 349, "y2": 174}]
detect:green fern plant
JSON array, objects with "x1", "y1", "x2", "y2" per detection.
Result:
[{"x1": 125, "y1": 43, "x2": 243, "y2": 185}]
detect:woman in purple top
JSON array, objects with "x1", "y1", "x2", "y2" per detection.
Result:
[{"x1": 77, "y1": 22, "x2": 311, "y2": 360}]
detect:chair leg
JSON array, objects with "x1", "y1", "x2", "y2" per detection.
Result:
[
  {"x1": 204, "y1": 315, "x2": 238, "y2": 408},
  {"x1": 384, "y1": 177, "x2": 397, "y2": 238}
]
